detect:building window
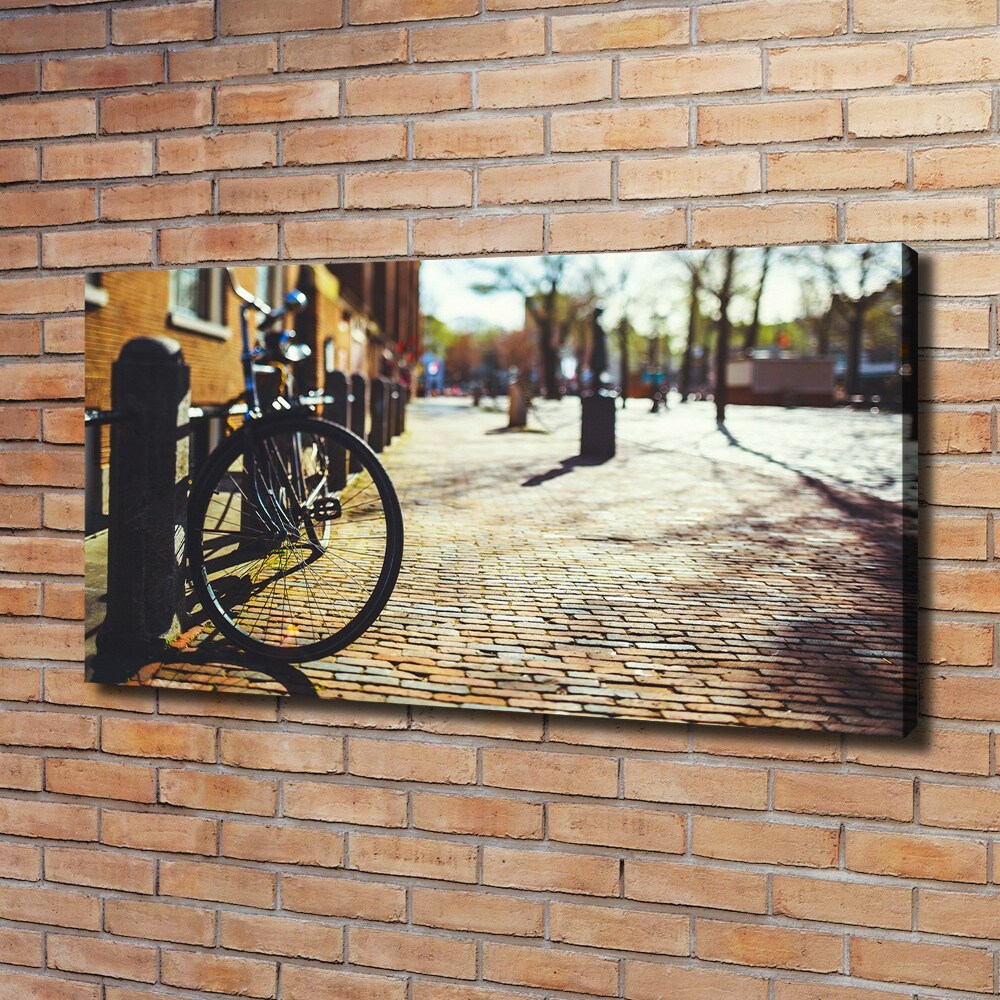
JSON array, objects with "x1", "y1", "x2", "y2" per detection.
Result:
[
  {"x1": 256, "y1": 266, "x2": 283, "y2": 310},
  {"x1": 168, "y1": 268, "x2": 229, "y2": 339},
  {"x1": 85, "y1": 273, "x2": 108, "y2": 309}
]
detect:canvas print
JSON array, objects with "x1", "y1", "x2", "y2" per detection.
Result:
[{"x1": 85, "y1": 244, "x2": 917, "y2": 735}]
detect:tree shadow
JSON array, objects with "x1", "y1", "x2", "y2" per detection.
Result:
[{"x1": 522, "y1": 453, "x2": 614, "y2": 487}]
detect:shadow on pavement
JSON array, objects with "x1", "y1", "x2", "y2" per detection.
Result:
[{"x1": 522, "y1": 453, "x2": 614, "y2": 487}]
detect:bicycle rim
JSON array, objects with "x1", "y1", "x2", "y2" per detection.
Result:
[{"x1": 187, "y1": 415, "x2": 403, "y2": 661}]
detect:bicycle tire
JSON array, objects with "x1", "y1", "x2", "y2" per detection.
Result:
[{"x1": 186, "y1": 413, "x2": 403, "y2": 662}]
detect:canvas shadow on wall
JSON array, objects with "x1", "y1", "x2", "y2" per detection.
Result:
[{"x1": 84, "y1": 243, "x2": 918, "y2": 737}]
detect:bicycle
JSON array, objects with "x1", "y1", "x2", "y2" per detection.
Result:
[{"x1": 185, "y1": 269, "x2": 404, "y2": 663}]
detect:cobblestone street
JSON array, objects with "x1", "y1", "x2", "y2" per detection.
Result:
[{"x1": 127, "y1": 395, "x2": 914, "y2": 735}]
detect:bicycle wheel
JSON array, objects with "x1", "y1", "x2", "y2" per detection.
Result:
[{"x1": 187, "y1": 414, "x2": 403, "y2": 662}]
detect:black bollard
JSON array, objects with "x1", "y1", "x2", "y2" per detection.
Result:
[
  {"x1": 580, "y1": 391, "x2": 616, "y2": 459},
  {"x1": 369, "y1": 378, "x2": 387, "y2": 453},
  {"x1": 324, "y1": 370, "x2": 350, "y2": 490},
  {"x1": 94, "y1": 337, "x2": 190, "y2": 676},
  {"x1": 350, "y1": 374, "x2": 366, "y2": 472}
]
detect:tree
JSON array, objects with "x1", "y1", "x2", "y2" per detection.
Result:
[
  {"x1": 743, "y1": 247, "x2": 772, "y2": 354},
  {"x1": 709, "y1": 248, "x2": 738, "y2": 424},
  {"x1": 678, "y1": 254, "x2": 709, "y2": 401}
]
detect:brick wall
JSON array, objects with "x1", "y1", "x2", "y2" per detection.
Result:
[{"x1": 1, "y1": 0, "x2": 998, "y2": 996}]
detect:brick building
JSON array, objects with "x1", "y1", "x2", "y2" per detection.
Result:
[{"x1": 85, "y1": 261, "x2": 421, "y2": 412}]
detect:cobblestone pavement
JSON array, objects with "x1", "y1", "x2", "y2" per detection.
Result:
[{"x1": 120, "y1": 395, "x2": 915, "y2": 735}]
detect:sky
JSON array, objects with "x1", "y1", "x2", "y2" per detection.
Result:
[{"x1": 419, "y1": 245, "x2": 903, "y2": 347}]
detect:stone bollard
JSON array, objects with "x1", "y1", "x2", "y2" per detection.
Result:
[
  {"x1": 350, "y1": 374, "x2": 366, "y2": 472},
  {"x1": 324, "y1": 370, "x2": 350, "y2": 490},
  {"x1": 369, "y1": 378, "x2": 388, "y2": 453},
  {"x1": 399, "y1": 385, "x2": 408, "y2": 435},
  {"x1": 387, "y1": 381, "x2": 400, "y2": 443},
  {"x1": 580, "y1": 391, "x2": 616, "y2": 459},
  {"x1": 93, "y1": 337, "x2": 190, "y2": 680}
]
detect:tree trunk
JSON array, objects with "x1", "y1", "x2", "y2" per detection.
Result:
[
  {"x1": 744, "y1": 247, "x2": 771, "y2": 353},
  {"x1": 714, "y1": 249, "x2": 736, "y2": 424},
  {"x1": 846, "y1": 301, "x2": 865, "y2": 398},
  {"x1": 617, "y1": 320, "x2": 629, "y2": 408},
  {"x1": 679, "y1": 270, "x2": 701, "y2": 402}
]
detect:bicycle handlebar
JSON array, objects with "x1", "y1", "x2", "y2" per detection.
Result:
[{"x1": 224, "y1": 267, "x2": 308, "y2": 328}]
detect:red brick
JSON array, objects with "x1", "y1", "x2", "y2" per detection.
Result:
[
  {"x1": 101, "y1": 718, "x2": 215, "y2": 761},
  {"x1": 921, "y1": 782, "x2": 1000, "y2": 831},
  {"x1": 553, "y1": 105, "x2": 688, "y2": 152},
  {"x1": 773, "y1": 874, "x2": 912, "y2": 929},
  {"x1": 283, "y1": 780, "x2": 407, "y2": 827},
  {"x1": 0, "y1": 884, "x2": 99, "y2": 930},
  {"x1": 412, "y1": 17, "x2": 544, "y2": 61},
  {"x1": 919, "y1": 888, "x2": 1000, "y2": 939},
  {"x1": 851, "y1": 937, "x2": 993, "y2": 993},
  {"x1": 1, "y1": 708, "x2": 96, "y2": 749},
  {"x1": 920, "y1": 619, "x2": 993, "y2": 666},
  {"x1": 160, "y1": 859, "x2": 275, "y2": 907},
  {"x1": 48, "y1": 934, "x2": 156, "y2": 983},
  {"x1": 554, "y1": 9, "x2": 688, "y2": 52},
  {"x1": 774, "y1": 771, "x2": 913, "y2": 820},
  {"x1": 282, "y1": 965, "x2": 405, "y2": 1000},
  {"x1": 769, "y1": 41, "x2": 907, "y2": 91},
  {"x1": 768, "y1": 148, "x2": 906, "y2": 192},
  {"x1": 162, "y1": 951, "x2": 277, "y2": 999},
  {"x1": 351, "y1": 832, "x2": 478, "y2": 882},
  {"x1": 920, "y1": 511, "x2": 987, "y2": 559},
  {"x1": 160, "y1": 768, "x2": 278, "y2": 816},
  {"x1": 42, "y1": 229, "x2": 153, "y2": 269},
  {"x1": 350, "y1": 736, "x2": 477, "y2": 783},
  {"x1": 621, "y1": 48, "x2": 761, "y2": 98},
  {"x1": 0, "y1": 10, "x2": 105, "y2": 54},
  {"x1": 551, "y1": 901, "x2": 689, "y2": 955},
  {"x1": 627, "y1": 858, "x2": 768, "y2": 913},
  {"x1": 625, "y1": 759, "x2": 767, "y2": 808},
  {"x1": 351, "y1": 0, "x2": 477, "y2": 22},
  {"x1": 46, "y1": 757, "x2": 154, "y2": 803},
  {"x1": 221, "y1": 912, "x2": 343, "y2": 962},
  {"x1": 282, "y1": 873, "x2": 405, "y2": 922},
  {"x1": 220, "y1": 0, "x2": 342, "y2": 34},
  {"x1": 0, "y1": 277, "x2": 82, "y2": 315},
  {"x1": 101, "y1": 88, "x2": 212, "y2": 134},
  {"x1": 284, "y1": 218, "x2": 406, "y2": 260},
  {"x1": 101, "y1": 809, "x2": 217, "y2": 855},
  {"x1": 855, "y1": 0, "x2": 994, "y2": 31},
  {"x1": 0, "y1": 851, "x2": 36, "y2": 896},
  {"x1": 483, "y1": 746, "x2": 617, "y2": 795},
  {"x1": 0, "y1": 972, "x2": 96, "y2": 1000},
  {"x1": 0, "y1": 235, "x2": 37, "y2": 271},
  {"x1": 481, "y1": 160, "x2": 611, "y2": 205},
  {"x1": 160, "y1": 223, "x2": 279, "y2": 265},
  {"x1": 346, "y1": 71, "x2": 471, "y2": 116},
  {"x1": 700, "y1": 98, "x2": 842, "y2": 145},
  {"x1": 693, "y1": 203, "x2": 837, "y2": 247},
  {"x1": 44, "y1": 846, "x2": 155, "y2": 895},
  {"x1": 0, "y1": 147, "x2": 38, "y2": 184},
  {"x1": 44, "y1": 53, "x2": 162, "y2": 92},
  {"x1": 170, "y1": 41, "x2": 278, "y2": 82},
  {"x1": 0, "y1": 583, "x2": 41, "y2": 618},
  {"x1": 0, "y1": 187, "x2": 94, "y2": 227},
  {"x1": 694, "y1": 815, "x2": 840, "y2": 868},
  {"x1": 550, "y1": 207, "x2": 686, "y2": 253},
  {"x1": 626, "y1": 962, "x2": 769, "y2": 1000},
  {"x1": 345, "y1": 168, "x2": 472, "y2": 209},
  {"x1": 351, "y1": 926, "x2": 477, "y2": 979},
  {"x1": 696, "y1": 919, "x2": 842, "y2": 973},
  {"x1": 158, "y1": 131, "x2": 277, "y2": 174},
  {"x1": 222, "y1": 819, "x2": 345, "y2": 867},
  {"x1": 285, "y1": 30, "x2": 406, "y2": 71},
  {"x1": 41, "y1": 407, "x2": 84, "y2": 443},
  {"x1": 700, "y1": 0, "x2": 847, "y2": 41},
  {"x1": 43, "y1": 669, "x2": 154, "y2": 713},
  {"x1": 849, "y1": 91, "x2": 992, "y2": 138},
  {"x1": 284, "y1": 122, "x2": 406, "y2": 165},
  {"x1": 412, "y1": 791, "x2": 543, "y2": 838},
  {"x1": 846, "y1": 829, "x2": 988, "y2": 883},
  {"x1": 483, "y1": 942, "x2": 618, "y2": 995},
  {"x1": 101, "y1": 180, "x2": 212, "y2": 221},
  {"x1": 113, "y1": 1, "x2": 214, "y2": 45},
  {"x1": 0, "y1": 60, "x2": 38, "y2": 96},
  {"x1": 0, "y1": 752, "x2": 42, "y2": 791},
  {"x1": 478, "y1": 60, "x2": 610, "y2": 109},
  {"x1": 220, "y1": 729, "x2": 342, "y2": 772},
  {"x1": 413, "y1": 214, "x2": 543, "y2": 256},
  {"x1": 0, "y1": 927, "x2": 41, "y2": 968},
  {"x1": 483, "y1": 845, "x2": 618, "y2": 895},
  {"x1": 218, "y1": 79, "x2": 340, "y2": 125},
  {"x1": 105, "y1": 899, "x2": 215, "y2": 947},
  {"x1": 412, "y1": 886, "x2": 544, "y2": 937},
  {"x1": 414, "y1": 116, "x2": 543, "y2": 159}
]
